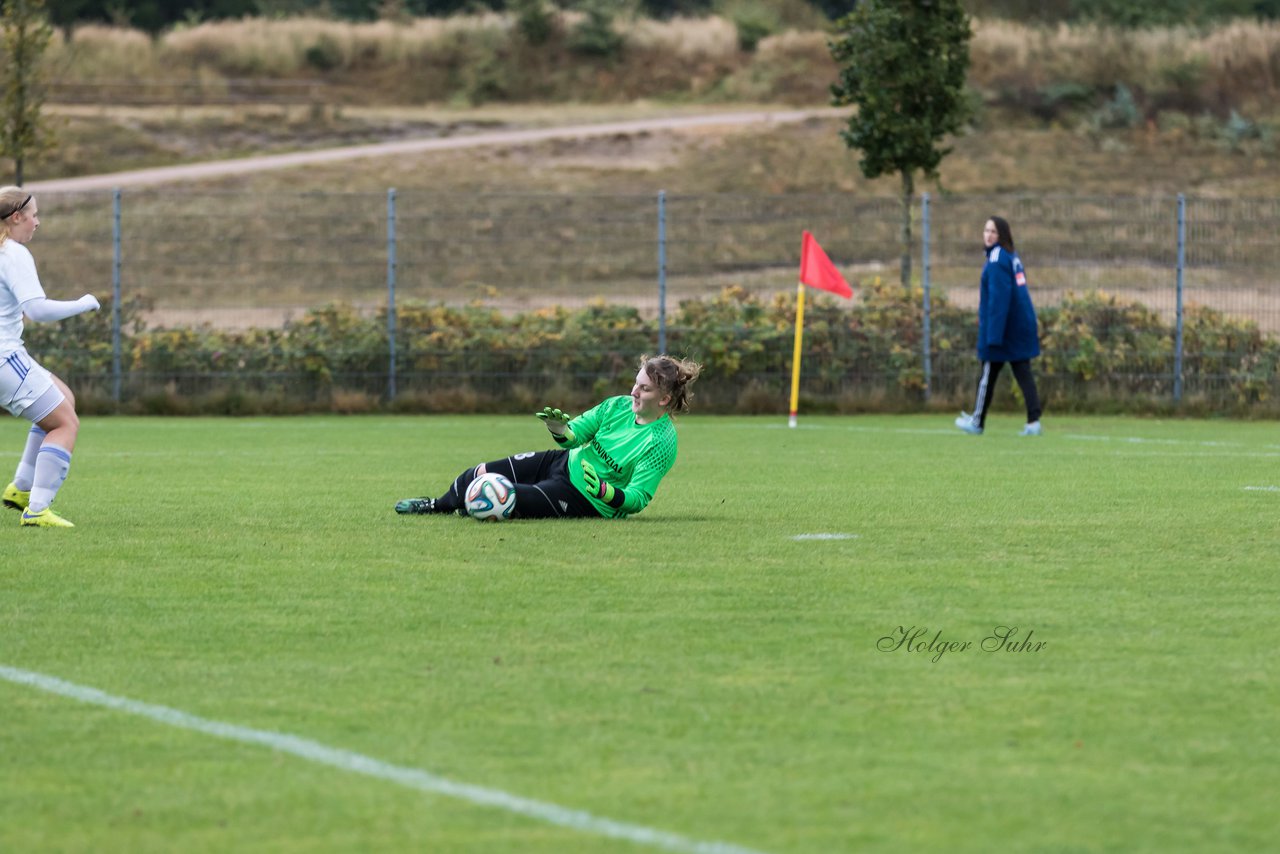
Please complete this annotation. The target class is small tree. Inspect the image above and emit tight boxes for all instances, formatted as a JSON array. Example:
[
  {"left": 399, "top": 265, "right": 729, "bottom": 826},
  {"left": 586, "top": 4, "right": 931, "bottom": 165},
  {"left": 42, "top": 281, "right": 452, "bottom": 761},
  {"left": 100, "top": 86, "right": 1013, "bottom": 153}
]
[
  {"left": 829, "top": 0, "right": 971, "bottom": 293},
  {"left": 1, "top": 0, "right": 54, "bottom": 186},
  {"left": 568, "top": 0, "right": 623, "bottom": 58},
  {"left": 512, "top": 0, "right": 556, "bottom": 46}
]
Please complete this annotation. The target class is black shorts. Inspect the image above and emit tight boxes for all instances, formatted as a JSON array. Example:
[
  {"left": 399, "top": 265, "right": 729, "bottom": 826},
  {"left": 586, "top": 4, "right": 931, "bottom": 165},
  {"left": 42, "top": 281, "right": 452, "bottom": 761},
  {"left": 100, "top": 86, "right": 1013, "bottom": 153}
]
[{"left": 483, "top": 449, "right": 603, "bottom": 519}]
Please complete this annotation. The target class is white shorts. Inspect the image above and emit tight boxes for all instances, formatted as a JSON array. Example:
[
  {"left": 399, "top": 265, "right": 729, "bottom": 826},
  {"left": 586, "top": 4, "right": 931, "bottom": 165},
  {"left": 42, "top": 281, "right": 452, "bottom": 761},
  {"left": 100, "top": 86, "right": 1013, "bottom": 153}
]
[{"left": 1, "top": 348, "right": 64, "bottom": 422}]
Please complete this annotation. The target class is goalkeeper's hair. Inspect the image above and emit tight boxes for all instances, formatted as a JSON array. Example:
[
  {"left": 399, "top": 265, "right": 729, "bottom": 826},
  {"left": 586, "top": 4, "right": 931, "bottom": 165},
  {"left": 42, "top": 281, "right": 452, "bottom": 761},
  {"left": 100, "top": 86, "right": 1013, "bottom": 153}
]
[{"left": 640, "top": 354, "right": 702, "bottom": 415}]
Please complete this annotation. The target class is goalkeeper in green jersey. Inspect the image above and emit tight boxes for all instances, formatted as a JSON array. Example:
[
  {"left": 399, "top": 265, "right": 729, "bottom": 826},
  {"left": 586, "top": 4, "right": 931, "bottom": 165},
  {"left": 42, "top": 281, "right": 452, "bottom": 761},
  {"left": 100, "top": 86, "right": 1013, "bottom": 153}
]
[{"left": 395, "top": 354, "right": 701, "bottom": 519}]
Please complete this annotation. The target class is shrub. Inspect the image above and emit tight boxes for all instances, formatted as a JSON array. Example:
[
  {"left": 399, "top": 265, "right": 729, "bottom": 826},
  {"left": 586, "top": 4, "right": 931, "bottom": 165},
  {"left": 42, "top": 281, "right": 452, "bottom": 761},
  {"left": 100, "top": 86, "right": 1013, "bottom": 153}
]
[
  {"left": 41, "top": 16, "right": 1280, "bottom": 114},
  {"left": 304, "top": 35, "right": 345, "bottom": 71},
  {"left": 41, "top": 286, "right": 1280, "bottom": 416},
  {"left": 1091, "top": 83, "right": 1143, "bottom": 129},
  {"left": 512, "top": 0, "right": 556, "bottom": 46},
  {"left": 723, "top": 0, "right": 778, "bottom": 52},
  {"left": 567, "top": 0, "right": 624, "bottom": 58}
]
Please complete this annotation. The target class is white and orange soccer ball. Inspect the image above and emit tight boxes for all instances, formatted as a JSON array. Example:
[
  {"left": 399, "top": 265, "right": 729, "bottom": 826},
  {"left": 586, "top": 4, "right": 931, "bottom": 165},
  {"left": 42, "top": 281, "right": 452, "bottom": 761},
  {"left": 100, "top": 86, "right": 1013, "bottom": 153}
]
[{"left": 464, "top": 472, "right": 516, "bottom": 521}]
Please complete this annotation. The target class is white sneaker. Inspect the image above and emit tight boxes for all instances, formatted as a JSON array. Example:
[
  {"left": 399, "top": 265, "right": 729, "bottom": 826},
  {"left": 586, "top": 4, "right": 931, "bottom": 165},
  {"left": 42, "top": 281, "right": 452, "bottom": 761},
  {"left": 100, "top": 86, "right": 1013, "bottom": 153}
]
[
  {"left": 1019, "top": 421, "right": 1043, "bottom": 436},
  {"left": 954, "top": 411, "right": 983, "bottom": 435}
]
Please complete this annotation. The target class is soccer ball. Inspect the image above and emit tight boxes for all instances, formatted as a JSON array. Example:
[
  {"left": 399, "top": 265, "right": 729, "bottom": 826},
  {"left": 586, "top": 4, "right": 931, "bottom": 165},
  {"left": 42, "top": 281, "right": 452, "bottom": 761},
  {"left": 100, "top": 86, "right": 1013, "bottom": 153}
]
[{"left": 464, "top": 472, "right": 516, "bottom": 521}]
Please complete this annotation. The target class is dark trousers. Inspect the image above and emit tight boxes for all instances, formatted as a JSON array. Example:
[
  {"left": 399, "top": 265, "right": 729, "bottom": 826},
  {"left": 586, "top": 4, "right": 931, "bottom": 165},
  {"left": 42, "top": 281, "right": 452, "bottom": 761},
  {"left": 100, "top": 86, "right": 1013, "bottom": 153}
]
[
  {"left": 972, "top": 359, "right": 1042, "bottom": 427},
  {"left": 436, "top": 449, "right": 602, "bottom": 519}
]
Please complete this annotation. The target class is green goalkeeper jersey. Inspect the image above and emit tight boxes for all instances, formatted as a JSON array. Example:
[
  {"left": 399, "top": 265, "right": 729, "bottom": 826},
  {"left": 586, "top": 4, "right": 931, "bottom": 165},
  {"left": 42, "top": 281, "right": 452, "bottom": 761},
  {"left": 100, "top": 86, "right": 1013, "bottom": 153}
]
[{"left": 562, "top": 395, "right": 679, "bottom": 518}]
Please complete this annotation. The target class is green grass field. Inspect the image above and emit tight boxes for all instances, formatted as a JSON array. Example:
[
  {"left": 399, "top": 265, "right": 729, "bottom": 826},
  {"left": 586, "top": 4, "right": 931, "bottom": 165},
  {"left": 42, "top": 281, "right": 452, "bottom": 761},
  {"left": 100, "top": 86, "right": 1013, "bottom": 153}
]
[{"left": 2, "top": 413, "right": 1277, "bottom": 853}]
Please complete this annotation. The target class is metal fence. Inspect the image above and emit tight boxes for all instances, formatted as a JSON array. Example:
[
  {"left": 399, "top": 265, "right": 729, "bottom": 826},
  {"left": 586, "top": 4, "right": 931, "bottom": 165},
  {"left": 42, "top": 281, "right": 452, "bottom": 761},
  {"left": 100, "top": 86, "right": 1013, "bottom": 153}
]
[{"left": 26, "top": 189, "right": 1280, "bottom": 411}]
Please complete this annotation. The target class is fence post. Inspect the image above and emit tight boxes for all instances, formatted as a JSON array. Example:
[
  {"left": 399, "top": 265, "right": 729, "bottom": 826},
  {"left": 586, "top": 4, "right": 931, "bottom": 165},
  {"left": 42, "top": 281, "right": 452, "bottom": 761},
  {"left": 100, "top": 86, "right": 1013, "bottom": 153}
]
[
  {"left": 657, "top": 190, "right": 667, "bottom": 354},
  {"left": 112, "top": 188, "right": 122, "bottom": 404},
  {"left": 1174, "top": 194, "right": 1185, "bottom": 404},
  {"left": 387, "top": 188, "right": 398, "bottom": 403},
  {"left": 921, "top": 192, "right": 932, "bottom": 402}
]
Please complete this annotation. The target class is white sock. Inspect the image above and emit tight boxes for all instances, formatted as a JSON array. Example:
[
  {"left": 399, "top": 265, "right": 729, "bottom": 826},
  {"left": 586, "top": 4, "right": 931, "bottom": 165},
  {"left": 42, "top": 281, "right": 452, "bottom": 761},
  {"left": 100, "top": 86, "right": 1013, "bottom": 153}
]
[
  {"left": 28, "top": 443, "right": 72, "bottom": 513},
  {"left": 13, "top": 426, "right": 46, "bottom": 492}
]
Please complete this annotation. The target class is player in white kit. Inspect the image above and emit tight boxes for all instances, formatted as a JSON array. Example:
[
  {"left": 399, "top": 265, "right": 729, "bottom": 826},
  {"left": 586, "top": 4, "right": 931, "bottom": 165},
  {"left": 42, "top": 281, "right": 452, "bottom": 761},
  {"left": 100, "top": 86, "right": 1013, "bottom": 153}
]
[{"left": 0, "top": 187, "right": 102, "bottom": 527}]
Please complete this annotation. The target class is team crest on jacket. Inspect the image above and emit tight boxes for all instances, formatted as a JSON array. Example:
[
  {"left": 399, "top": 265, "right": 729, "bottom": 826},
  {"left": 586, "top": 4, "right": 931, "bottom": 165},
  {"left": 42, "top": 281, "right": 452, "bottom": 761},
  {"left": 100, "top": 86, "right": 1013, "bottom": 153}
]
[{"left": 1015, "top": 271, "right": 1027, "bottom": 286}]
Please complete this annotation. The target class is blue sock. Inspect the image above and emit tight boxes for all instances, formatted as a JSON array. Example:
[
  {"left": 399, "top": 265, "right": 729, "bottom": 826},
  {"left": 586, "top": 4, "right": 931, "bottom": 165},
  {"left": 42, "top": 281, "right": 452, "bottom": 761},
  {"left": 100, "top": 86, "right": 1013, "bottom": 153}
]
[
  {"left": 29, "top": 443, "right": 72, "bottom": 513},
  {"left": 13, "top": 426, "right": 46, "bottom": 492}
]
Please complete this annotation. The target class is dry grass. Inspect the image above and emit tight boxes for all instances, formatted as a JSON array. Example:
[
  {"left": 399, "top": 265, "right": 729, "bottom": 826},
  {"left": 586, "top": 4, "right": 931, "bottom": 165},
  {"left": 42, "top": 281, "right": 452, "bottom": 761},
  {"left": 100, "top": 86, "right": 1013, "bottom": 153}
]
[
  {"left": 159, "top": 14, "right": 512, "bottom": 75},
  {"left": 37, "top": 15, "right": 1280, "bottom": 112},
  {"left": 23, "top": 105, "right": 1280, "bottom": 198},
  {"left": 971, "top": 20, "right": 1192, "bottom": 89},
  {"left": 971, "top": 18, "right": 1280, "bottom": 112},
  {"left": 21, "top": 13, "right": 1280, "bottom": 196},
  {"left": 45, "top": 24, "right": 157, "bottom": 79},
  {"left": 626, "top": 15, "right": 738, "bottom": 58},
  {"left": 1202, "top": 21, "right": 1280, "bottom": 101}
]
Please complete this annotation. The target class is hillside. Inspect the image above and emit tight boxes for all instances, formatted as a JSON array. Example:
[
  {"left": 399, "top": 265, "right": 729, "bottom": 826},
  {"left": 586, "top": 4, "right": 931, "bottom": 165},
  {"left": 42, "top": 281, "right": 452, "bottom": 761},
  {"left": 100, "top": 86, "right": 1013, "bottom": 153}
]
[
  {"left": 33, "top": 16, "right": 1280, "bottom": 116},
  {"left": 30, "top": 101, "right": 1280, "bottom": 198},
  {"left": 12, "top": 12, "right": 1279, "bottom": 195}
]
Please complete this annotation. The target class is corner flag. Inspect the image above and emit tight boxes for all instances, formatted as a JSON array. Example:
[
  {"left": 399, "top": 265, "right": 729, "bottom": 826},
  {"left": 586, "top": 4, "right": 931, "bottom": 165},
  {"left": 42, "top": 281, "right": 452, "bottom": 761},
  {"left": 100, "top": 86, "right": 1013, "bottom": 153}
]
[
  {"left": 799, "top": 231, "right": 853, "bottom": 298},
  {"left": 790, "top": 231, "right": 854, "bottom": 428}
]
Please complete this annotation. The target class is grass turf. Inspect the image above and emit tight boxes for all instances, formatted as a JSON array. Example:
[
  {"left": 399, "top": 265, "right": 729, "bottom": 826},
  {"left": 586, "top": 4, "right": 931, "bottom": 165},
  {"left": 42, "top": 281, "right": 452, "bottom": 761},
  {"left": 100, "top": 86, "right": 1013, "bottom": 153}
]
[{"left": 1, "top": 413, "right": 1277, "bottom": 853}]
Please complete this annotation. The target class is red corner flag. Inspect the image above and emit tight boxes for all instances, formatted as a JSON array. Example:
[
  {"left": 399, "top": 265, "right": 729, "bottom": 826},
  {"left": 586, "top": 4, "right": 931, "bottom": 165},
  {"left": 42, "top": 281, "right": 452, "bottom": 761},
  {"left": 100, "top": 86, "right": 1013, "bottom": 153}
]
[{"left": 799, "top": 231, "right": 853, "bottom": 299}]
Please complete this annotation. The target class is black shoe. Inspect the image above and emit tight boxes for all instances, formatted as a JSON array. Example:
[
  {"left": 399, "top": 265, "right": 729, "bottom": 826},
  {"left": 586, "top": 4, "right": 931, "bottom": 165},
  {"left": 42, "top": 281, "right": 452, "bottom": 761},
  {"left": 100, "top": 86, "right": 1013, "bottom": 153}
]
[{"left": 395, "top": 497, "right": 436, "bottom": 515}]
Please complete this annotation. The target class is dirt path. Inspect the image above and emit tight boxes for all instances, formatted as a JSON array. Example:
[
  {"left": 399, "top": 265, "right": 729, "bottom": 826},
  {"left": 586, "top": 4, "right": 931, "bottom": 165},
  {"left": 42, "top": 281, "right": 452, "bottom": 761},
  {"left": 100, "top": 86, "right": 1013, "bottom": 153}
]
[{"left": 27, "top": 108, "right": 844, "bottom": 192}]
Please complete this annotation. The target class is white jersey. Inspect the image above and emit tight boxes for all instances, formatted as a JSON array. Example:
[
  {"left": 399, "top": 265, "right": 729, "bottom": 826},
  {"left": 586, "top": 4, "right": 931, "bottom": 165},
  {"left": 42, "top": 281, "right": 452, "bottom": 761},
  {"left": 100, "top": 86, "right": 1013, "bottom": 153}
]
[{"left": 0, "top": 239, "right": 45, "bottom": 355}]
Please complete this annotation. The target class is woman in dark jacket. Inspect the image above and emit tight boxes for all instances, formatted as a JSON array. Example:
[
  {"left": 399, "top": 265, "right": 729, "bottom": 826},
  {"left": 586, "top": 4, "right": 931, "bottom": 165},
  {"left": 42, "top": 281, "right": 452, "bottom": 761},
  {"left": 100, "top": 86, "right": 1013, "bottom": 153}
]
[{"left": 955, "top": 216, "right": 1043, "bottom": 436}]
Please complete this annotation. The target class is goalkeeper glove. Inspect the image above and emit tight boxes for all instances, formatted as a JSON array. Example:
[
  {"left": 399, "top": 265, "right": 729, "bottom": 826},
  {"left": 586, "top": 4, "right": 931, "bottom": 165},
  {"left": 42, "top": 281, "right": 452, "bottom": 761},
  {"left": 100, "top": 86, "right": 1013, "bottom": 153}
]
[
  {"left": 536, "top": 406, "right": 575, "bottom": 442},
  {"left": 581, "top": 460, "right": 616, "bottom": 504}
]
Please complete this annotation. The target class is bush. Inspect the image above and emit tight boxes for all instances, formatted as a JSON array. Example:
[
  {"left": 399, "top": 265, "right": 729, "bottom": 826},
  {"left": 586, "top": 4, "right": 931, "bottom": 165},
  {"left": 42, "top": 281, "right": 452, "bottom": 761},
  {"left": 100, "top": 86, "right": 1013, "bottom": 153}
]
[
  {"left": 512, "top": 0, "right": 556, "bottom": 46},
  {"left": 1091, "top": 83, "right": 1143, "bottom": 129},
  {"left": 568, "top": 0, "right": 624, "bottom": 58},
  {"left": 303, "top": 35, "right": 344, "bottom": 71},
  {"left": 723, "top": 0, "right": 778, "bottom": 52},
  {"left": 38, "top": 285, "right": 1280, "bottom": 416}
]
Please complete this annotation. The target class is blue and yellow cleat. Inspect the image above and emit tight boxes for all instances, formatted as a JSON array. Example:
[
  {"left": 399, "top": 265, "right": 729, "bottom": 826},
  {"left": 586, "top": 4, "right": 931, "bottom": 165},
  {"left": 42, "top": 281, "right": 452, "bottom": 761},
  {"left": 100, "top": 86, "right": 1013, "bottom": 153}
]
[
  {"left": 3, "top": 482, "right": 30, "bottom": 510},
  {"left": 20, "top": 506, "right": 75, "bottom": 528}
]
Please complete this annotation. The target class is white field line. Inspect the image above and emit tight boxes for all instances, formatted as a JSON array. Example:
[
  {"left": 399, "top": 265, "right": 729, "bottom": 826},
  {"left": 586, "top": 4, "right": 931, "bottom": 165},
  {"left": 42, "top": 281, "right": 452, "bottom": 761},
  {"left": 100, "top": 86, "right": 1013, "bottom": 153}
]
[
  {"left": 0, "top": 664, "right": 764, "bottom": 854},
  {"left": 753, "top": 421, "right": 1280, "bottom": 454},
  {"left": 1243, "top": 485, "right": 1280, "bottom": 492},
  {"left": 791, "top": 533, "right": 860, "bottom": 541}
]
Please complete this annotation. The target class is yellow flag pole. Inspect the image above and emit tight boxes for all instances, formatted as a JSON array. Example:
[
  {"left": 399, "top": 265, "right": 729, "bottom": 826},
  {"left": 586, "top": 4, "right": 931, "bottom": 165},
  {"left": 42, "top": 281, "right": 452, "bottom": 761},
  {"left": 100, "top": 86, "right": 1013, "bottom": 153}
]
[{"left": 788, "top": 281, "right": 806, "bottom": 428}]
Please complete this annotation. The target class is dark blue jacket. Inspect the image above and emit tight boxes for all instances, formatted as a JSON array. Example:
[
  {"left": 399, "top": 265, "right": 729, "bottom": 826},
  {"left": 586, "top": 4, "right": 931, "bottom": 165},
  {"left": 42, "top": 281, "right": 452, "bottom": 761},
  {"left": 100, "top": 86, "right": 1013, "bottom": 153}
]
[{"left": 978, "top": 244, "right": 1040, "bottom": 362}]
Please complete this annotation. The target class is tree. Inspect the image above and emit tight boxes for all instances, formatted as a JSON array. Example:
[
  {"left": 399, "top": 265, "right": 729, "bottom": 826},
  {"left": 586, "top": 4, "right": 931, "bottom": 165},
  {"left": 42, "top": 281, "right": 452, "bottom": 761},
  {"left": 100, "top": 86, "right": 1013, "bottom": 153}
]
[
  {"left": 1, "top": 0, "right": 54, "bottom": 186},
  {"left": 809, "top": 0, "right": 857, "bottom": 19},
  {"left": 829, "top": 0, "right": 971, "bottom": 293},
  {"left": 43, "top": 0, "right": 95, "bottom": 40}
]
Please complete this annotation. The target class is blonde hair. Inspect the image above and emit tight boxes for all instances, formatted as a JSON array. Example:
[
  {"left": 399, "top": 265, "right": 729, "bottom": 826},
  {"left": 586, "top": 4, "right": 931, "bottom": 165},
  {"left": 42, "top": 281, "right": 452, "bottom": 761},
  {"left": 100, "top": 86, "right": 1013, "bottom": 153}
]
[
  {"left": 639, "top": 354, "right": 703, "bottom": 414},
  {"left": 0, "top": 186, "right": 34, "bottom": 247}
]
